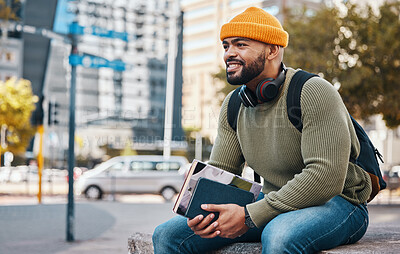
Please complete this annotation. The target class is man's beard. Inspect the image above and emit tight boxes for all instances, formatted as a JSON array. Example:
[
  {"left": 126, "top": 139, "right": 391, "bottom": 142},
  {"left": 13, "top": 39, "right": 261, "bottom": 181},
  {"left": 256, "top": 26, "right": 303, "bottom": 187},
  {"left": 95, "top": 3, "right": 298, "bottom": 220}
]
[{"left": 226, "top": 52, "right": 265, "bottom": 85}]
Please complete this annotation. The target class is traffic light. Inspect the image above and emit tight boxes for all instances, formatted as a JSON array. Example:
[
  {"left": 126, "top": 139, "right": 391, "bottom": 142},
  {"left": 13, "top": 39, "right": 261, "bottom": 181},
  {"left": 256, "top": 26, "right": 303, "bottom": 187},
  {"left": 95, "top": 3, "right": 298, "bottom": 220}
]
[
  {"left": 32, "top": 95, "right": 44, "bottom": 126},
  {"left": 48, "top": 101, "right": 59, "bottom": 126},
  {"left": 53, "top": 102, "right": 59, "bottom": 125}
]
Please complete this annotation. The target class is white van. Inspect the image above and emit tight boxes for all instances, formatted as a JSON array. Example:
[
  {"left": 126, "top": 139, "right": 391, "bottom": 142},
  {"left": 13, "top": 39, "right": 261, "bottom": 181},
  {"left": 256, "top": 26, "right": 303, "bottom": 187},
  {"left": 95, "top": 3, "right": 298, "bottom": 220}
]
[{"left": 75, "top": 155, "right": 189, "bottom": 201}]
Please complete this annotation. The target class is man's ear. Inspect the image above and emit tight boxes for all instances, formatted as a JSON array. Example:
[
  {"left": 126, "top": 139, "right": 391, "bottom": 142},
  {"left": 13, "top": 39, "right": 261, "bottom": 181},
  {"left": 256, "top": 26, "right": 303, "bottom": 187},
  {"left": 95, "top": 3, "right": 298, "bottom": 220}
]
[{"left": 266, "top": 45, "right": 281, "bottom": 61}]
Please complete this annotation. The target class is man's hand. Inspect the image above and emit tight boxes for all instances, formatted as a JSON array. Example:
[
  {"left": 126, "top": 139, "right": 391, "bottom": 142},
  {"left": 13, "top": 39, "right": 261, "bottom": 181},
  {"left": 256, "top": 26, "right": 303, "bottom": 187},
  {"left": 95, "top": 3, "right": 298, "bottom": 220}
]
[
  {"left": 187, "top": 213, "right": 221, "bottom": 239},
  {"left": 187, "top": 204, "right": 249, "bottom": 239}
]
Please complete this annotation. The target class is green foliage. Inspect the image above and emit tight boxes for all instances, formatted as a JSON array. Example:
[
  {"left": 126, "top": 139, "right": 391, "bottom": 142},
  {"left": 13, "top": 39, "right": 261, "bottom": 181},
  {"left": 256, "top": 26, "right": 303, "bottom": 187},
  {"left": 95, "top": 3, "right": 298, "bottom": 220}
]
[
  {"left": 120, "top": 140, "right": 138, "bottom": 156},
  {"left": 0, "top": 78, "right": 38, "bottom": 155},
  {"left": 337, "top": 1, "right": 400, "bottom": 128},
  {"left": 284, "top": 6, "right": 340, "bottom": 82},
  {"left": 284, "top": 1, "right": 400, "bottom": 128},
  {"left": 0, "top": 0, "right": 21, "bottom": 21}
]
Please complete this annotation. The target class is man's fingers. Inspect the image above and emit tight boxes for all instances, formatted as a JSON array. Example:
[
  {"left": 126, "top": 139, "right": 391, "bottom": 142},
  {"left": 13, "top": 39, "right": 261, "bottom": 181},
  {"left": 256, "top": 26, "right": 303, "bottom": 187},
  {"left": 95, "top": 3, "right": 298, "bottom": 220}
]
[
  {"left": 199, "top": 229, "right": 221, "bottom": 239},
  {"left": 201, "top": 204, "right": 225, "bottom": 212},
  {"left": 191, "top": 213, "right": 216, "bottom": 231},
  {"left": 187, "top": 213, "right": 216, "bottom": 231},
  {"left": 187, "top": 213, "right": 222, "bottom": 239},
  {"left": 187, "top": 215, "right": 204, "bottom": 227},
  {"left": 195, "top": 221, "right": 220, "bottom": 238}
]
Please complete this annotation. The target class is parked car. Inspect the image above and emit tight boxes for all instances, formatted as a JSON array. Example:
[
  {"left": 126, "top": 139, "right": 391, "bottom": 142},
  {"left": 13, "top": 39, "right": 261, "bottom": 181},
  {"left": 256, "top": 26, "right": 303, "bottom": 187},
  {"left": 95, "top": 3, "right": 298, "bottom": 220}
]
[
  {"left": 383, "top": 166, "right": 400, "bottom": 190},
  {"left": 75, "top": 155, "right": 189, "bottom": 201}
]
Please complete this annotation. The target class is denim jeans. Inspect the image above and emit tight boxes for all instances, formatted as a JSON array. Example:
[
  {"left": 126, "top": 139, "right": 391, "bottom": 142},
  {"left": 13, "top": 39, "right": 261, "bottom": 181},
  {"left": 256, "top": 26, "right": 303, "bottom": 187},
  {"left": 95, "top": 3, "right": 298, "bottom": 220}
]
[{"left": 153, "top": 195, "right": 369, "bottom": 254}]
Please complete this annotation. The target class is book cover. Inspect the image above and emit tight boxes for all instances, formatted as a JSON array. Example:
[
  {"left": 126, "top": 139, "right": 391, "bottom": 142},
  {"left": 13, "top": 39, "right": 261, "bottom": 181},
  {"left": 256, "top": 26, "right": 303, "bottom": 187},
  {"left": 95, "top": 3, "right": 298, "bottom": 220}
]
[
  {"left": 173, "top": 160, "right": 262, "bottom": 216},
  {"left": 185, "top": 177, "right": 255, "bottom": 221}
]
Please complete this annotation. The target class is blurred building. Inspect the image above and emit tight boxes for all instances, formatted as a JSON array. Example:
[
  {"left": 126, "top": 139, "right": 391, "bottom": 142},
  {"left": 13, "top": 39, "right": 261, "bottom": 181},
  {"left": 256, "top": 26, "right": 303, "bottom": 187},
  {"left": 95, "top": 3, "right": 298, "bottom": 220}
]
[
  {"left": 22, "top": 0, "right": 58, "bottom": 98},
  {"left": 0, "top": 0, "right": 24, "bottom": 81},
  {"left": 180, "top": 0, "right": 332, "bottom": 139},
  {"left": 41, "top": 0, "right": 185, "bottom": 166},
  {"left": 0, "top": 36, "right": 22, "bottom": 81}
]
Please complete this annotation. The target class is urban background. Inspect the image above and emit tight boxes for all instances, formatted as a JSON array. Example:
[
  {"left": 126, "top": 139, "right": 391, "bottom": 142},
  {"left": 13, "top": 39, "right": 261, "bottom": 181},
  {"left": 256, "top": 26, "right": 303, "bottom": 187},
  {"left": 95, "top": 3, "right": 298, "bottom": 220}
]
[{"left": 1, "top": 0, "right": 400, "bottom": 253}]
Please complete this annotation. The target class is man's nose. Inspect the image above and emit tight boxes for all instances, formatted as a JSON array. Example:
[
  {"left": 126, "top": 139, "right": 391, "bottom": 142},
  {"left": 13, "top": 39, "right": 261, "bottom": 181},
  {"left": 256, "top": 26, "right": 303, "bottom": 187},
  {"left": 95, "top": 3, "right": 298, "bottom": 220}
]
[{"left": 225, "top": 46, "right": 237, "bottom": 59}]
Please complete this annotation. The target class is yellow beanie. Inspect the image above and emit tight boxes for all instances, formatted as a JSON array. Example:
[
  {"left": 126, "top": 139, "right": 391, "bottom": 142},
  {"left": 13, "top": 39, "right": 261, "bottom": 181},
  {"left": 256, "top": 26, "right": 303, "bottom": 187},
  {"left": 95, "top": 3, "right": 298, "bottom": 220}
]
[{"left": 220, "top": 7, "right": 289, "bottom": 48}]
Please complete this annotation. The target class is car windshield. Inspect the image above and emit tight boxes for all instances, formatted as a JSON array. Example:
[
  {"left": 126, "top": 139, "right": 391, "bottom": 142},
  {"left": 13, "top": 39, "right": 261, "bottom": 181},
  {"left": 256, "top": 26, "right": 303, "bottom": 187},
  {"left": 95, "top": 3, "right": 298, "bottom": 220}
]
[
  {"left": 130, "top": 161, "right": 154, "bottom": 172},
  {"left": 156, "top": 162, "right": 180, "bottom": 171},
  {"left": 106, "top": 162, "right": 125, "bottom": 172},
  {"left": 129, "top": 161, "right": 181, "bottom": 172}
]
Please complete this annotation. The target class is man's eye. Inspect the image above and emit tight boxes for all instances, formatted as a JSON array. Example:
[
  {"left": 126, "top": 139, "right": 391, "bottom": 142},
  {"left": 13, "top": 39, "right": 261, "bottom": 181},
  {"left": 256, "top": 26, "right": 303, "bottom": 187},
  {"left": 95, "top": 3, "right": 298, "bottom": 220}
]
[
  {"left": 223, "top": 45, "right": 228, "bottom": 50},
  {"left": 237, "top": 43, "right": 245, "bottom": 47}
]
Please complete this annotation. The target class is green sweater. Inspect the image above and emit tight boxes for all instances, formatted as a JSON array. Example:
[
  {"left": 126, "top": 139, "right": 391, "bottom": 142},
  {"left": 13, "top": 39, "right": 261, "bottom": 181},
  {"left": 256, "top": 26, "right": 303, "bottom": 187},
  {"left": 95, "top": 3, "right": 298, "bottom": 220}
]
[{"left": 208, "top": 68, "right": 372, "bottom": 228}]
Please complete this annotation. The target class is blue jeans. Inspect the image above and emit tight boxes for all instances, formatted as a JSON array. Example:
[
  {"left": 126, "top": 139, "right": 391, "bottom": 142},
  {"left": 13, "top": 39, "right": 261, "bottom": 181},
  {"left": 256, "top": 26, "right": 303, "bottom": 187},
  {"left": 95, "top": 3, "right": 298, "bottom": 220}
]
[{"left": 153, "top": 195, "right": 368, "bottom": 254}]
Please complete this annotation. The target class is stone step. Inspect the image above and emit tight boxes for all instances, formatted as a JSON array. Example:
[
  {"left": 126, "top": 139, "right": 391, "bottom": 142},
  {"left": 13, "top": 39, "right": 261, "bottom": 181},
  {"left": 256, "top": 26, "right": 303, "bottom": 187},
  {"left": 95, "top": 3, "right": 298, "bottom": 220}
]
[{"left": 129, "top": 225, "right": 400, "bottom": 254}]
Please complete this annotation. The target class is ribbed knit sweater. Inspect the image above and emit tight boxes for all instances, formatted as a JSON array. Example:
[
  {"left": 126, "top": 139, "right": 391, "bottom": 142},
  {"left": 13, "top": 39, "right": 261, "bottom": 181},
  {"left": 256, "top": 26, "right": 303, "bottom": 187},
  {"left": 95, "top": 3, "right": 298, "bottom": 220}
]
[{"left": 208, "top": 67, "right": 372, "bottom": 228}]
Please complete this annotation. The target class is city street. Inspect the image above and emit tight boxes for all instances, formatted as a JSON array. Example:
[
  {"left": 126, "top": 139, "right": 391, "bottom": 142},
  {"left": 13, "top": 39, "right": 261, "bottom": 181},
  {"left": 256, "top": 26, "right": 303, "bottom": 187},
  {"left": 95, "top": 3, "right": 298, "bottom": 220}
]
[
  {"left": 0, "top": 195, "right": 176, "bottom": 254},
  {"left": 1, "top": 191, "right": 400, "bottom": 254}
]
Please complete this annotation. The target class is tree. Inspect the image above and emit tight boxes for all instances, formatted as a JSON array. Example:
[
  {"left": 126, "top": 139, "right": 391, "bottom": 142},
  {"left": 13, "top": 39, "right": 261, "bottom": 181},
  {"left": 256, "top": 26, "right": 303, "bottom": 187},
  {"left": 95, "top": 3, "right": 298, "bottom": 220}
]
[
  {"left": 284, "top": 6, "right": 340, "bottom": 83},
  {"left": 121, "top": 140, "right": 138, "bottom": 156},
  {"left": 0, "top": 0, "right": 20, "bottom": 20},
  {"left": 0, "top": 78, "right": 38, "bottom": 155},
  {"left": 284, "top": 1, "right": 400, "bottom": 128},
  {"left": 336, "top": 1, "right": 400, "bottom": 128}
]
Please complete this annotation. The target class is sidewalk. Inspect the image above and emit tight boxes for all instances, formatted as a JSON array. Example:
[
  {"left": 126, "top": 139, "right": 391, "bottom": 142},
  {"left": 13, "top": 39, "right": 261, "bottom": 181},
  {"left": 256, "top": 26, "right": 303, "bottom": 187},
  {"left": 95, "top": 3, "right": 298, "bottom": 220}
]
[
  {"left": 0, "top": 195, "right": 175, "bottom": 254},
  {"left": 1, "top": 189, "right": 399, "bottom": 254}
]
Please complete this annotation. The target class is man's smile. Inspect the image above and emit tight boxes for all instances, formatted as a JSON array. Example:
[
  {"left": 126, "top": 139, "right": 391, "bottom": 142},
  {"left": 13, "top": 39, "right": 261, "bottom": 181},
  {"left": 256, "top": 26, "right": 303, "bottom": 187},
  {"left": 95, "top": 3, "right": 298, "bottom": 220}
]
[{"left": 226, "top": 59, "right": 244, "bottom": 73}]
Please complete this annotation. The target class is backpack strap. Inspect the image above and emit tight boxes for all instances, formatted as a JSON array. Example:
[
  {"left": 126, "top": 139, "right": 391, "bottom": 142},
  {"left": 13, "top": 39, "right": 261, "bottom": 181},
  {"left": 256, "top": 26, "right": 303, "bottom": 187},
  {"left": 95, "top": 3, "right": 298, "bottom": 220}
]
[
  {"left": 227, "top": 87, "right": 261, "bottom": 183},
  {"left": 287, "top": 70, "right": 318, "bottom": 132},
  {"left": 227, "top": 87, "right": 242, "bottom": 132}
]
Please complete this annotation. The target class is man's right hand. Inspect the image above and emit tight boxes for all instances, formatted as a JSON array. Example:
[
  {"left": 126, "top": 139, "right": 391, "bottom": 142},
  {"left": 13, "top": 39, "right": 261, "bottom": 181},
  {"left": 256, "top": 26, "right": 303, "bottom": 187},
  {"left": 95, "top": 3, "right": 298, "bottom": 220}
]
[{"left": 187, "top": 213, "right": 220, "bottom": 239}]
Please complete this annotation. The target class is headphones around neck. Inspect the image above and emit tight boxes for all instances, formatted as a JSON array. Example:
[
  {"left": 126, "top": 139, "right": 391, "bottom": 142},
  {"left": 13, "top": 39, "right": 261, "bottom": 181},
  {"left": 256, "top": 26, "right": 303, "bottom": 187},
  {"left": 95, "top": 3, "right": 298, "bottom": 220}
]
[{"left": 238, "top": 63, "right": 287, "bottom": 107}]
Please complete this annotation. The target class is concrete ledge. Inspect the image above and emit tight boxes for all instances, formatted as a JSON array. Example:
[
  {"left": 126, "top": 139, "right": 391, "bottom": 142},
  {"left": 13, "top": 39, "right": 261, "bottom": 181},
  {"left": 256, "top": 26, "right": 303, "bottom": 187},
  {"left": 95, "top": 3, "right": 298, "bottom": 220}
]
[
  {"left": 128, "top": 232, "right": 154, "bottom": 254},
  {"left": 320, "top": 225, "right": 400, "bottom": 254},
  {"left": 128, "top": 225, "right": 400, "bottom": 254}
]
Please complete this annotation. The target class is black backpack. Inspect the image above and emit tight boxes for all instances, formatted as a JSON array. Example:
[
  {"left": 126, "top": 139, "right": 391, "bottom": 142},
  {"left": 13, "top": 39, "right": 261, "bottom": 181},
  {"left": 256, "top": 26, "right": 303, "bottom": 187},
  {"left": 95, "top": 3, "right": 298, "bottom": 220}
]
[{"left": 227, "top": 70, "right": 386, "bottom": 202}]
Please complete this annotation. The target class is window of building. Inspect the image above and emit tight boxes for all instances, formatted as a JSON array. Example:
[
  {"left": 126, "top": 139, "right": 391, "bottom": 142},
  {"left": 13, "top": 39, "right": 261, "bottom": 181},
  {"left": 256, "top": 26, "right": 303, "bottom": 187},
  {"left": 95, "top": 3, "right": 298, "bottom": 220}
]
[
  {"left": 183, "top": 21, "right": 215, "bottom": 36},
  {"left": 181, "top": 0, "right": 203, "bottom": 7},
  {"left": 183, "top": 38, "right": 214, "bottom": 51},
  {"left": 6, "top": 52, "right": 15, "bottom": 62},
  {"left": 230, "top": 0, "right": 263, "bottom": 8},
  {"left": 183, "top": 53, "right": 215, "bottom": 66},
  {"left": 184, "top": 5, "right": 215, "bottom": 20}
]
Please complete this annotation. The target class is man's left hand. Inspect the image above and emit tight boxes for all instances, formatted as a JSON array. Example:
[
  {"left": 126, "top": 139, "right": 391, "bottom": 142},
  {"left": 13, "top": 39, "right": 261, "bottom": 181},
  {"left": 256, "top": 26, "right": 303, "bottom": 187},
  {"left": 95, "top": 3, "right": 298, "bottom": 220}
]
[{"left": 201, "top": 204, "right": 249, "bottom": 239}]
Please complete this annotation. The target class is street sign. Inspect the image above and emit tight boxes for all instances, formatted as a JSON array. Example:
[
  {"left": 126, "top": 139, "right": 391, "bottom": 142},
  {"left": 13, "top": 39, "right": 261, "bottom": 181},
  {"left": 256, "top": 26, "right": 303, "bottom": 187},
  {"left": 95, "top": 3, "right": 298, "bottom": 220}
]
[
  {"left": 69, "top": 54, "right": 126, "bottom": 71},
  {"left": 69, "top": 22, "right": 129, "bottom": 41}
]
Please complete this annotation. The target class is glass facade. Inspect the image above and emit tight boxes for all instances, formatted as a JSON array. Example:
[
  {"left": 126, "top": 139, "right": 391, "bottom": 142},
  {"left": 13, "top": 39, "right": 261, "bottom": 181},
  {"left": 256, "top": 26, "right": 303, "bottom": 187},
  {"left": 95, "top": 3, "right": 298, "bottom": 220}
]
[{"left": 43, "top": 0, "right": 184, "bottom": 162}]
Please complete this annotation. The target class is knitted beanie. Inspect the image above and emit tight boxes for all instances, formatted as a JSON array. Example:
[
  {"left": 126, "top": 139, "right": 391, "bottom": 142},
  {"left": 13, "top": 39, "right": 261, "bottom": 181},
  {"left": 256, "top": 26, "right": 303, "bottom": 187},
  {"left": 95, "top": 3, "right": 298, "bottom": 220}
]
[{"left": 220, "top": 7, "right": 289, "bottom": 48}]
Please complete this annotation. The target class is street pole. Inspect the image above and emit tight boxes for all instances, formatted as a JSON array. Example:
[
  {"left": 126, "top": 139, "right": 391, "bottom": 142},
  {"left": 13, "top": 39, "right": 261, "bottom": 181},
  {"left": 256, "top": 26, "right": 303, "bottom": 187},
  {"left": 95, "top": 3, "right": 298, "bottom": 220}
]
[
  {"left": 163, "top": 0, "right": 179, "bottom": 160},
  {"left": 0, "top": 124, "right": 7, "bottom": 167},
  {"left": 37, "top": 125, "right": 44, "bottom": 204},
  {"left": 66, "top": 30, "right": 77, "bottom": 242}
]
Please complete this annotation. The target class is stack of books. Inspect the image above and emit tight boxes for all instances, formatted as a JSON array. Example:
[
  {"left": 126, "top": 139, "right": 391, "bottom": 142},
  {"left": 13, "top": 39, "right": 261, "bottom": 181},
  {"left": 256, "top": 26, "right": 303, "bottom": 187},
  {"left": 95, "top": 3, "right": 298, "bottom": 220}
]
[{"left": 173, "top": 160, "right": 262, "bottom": 220}]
